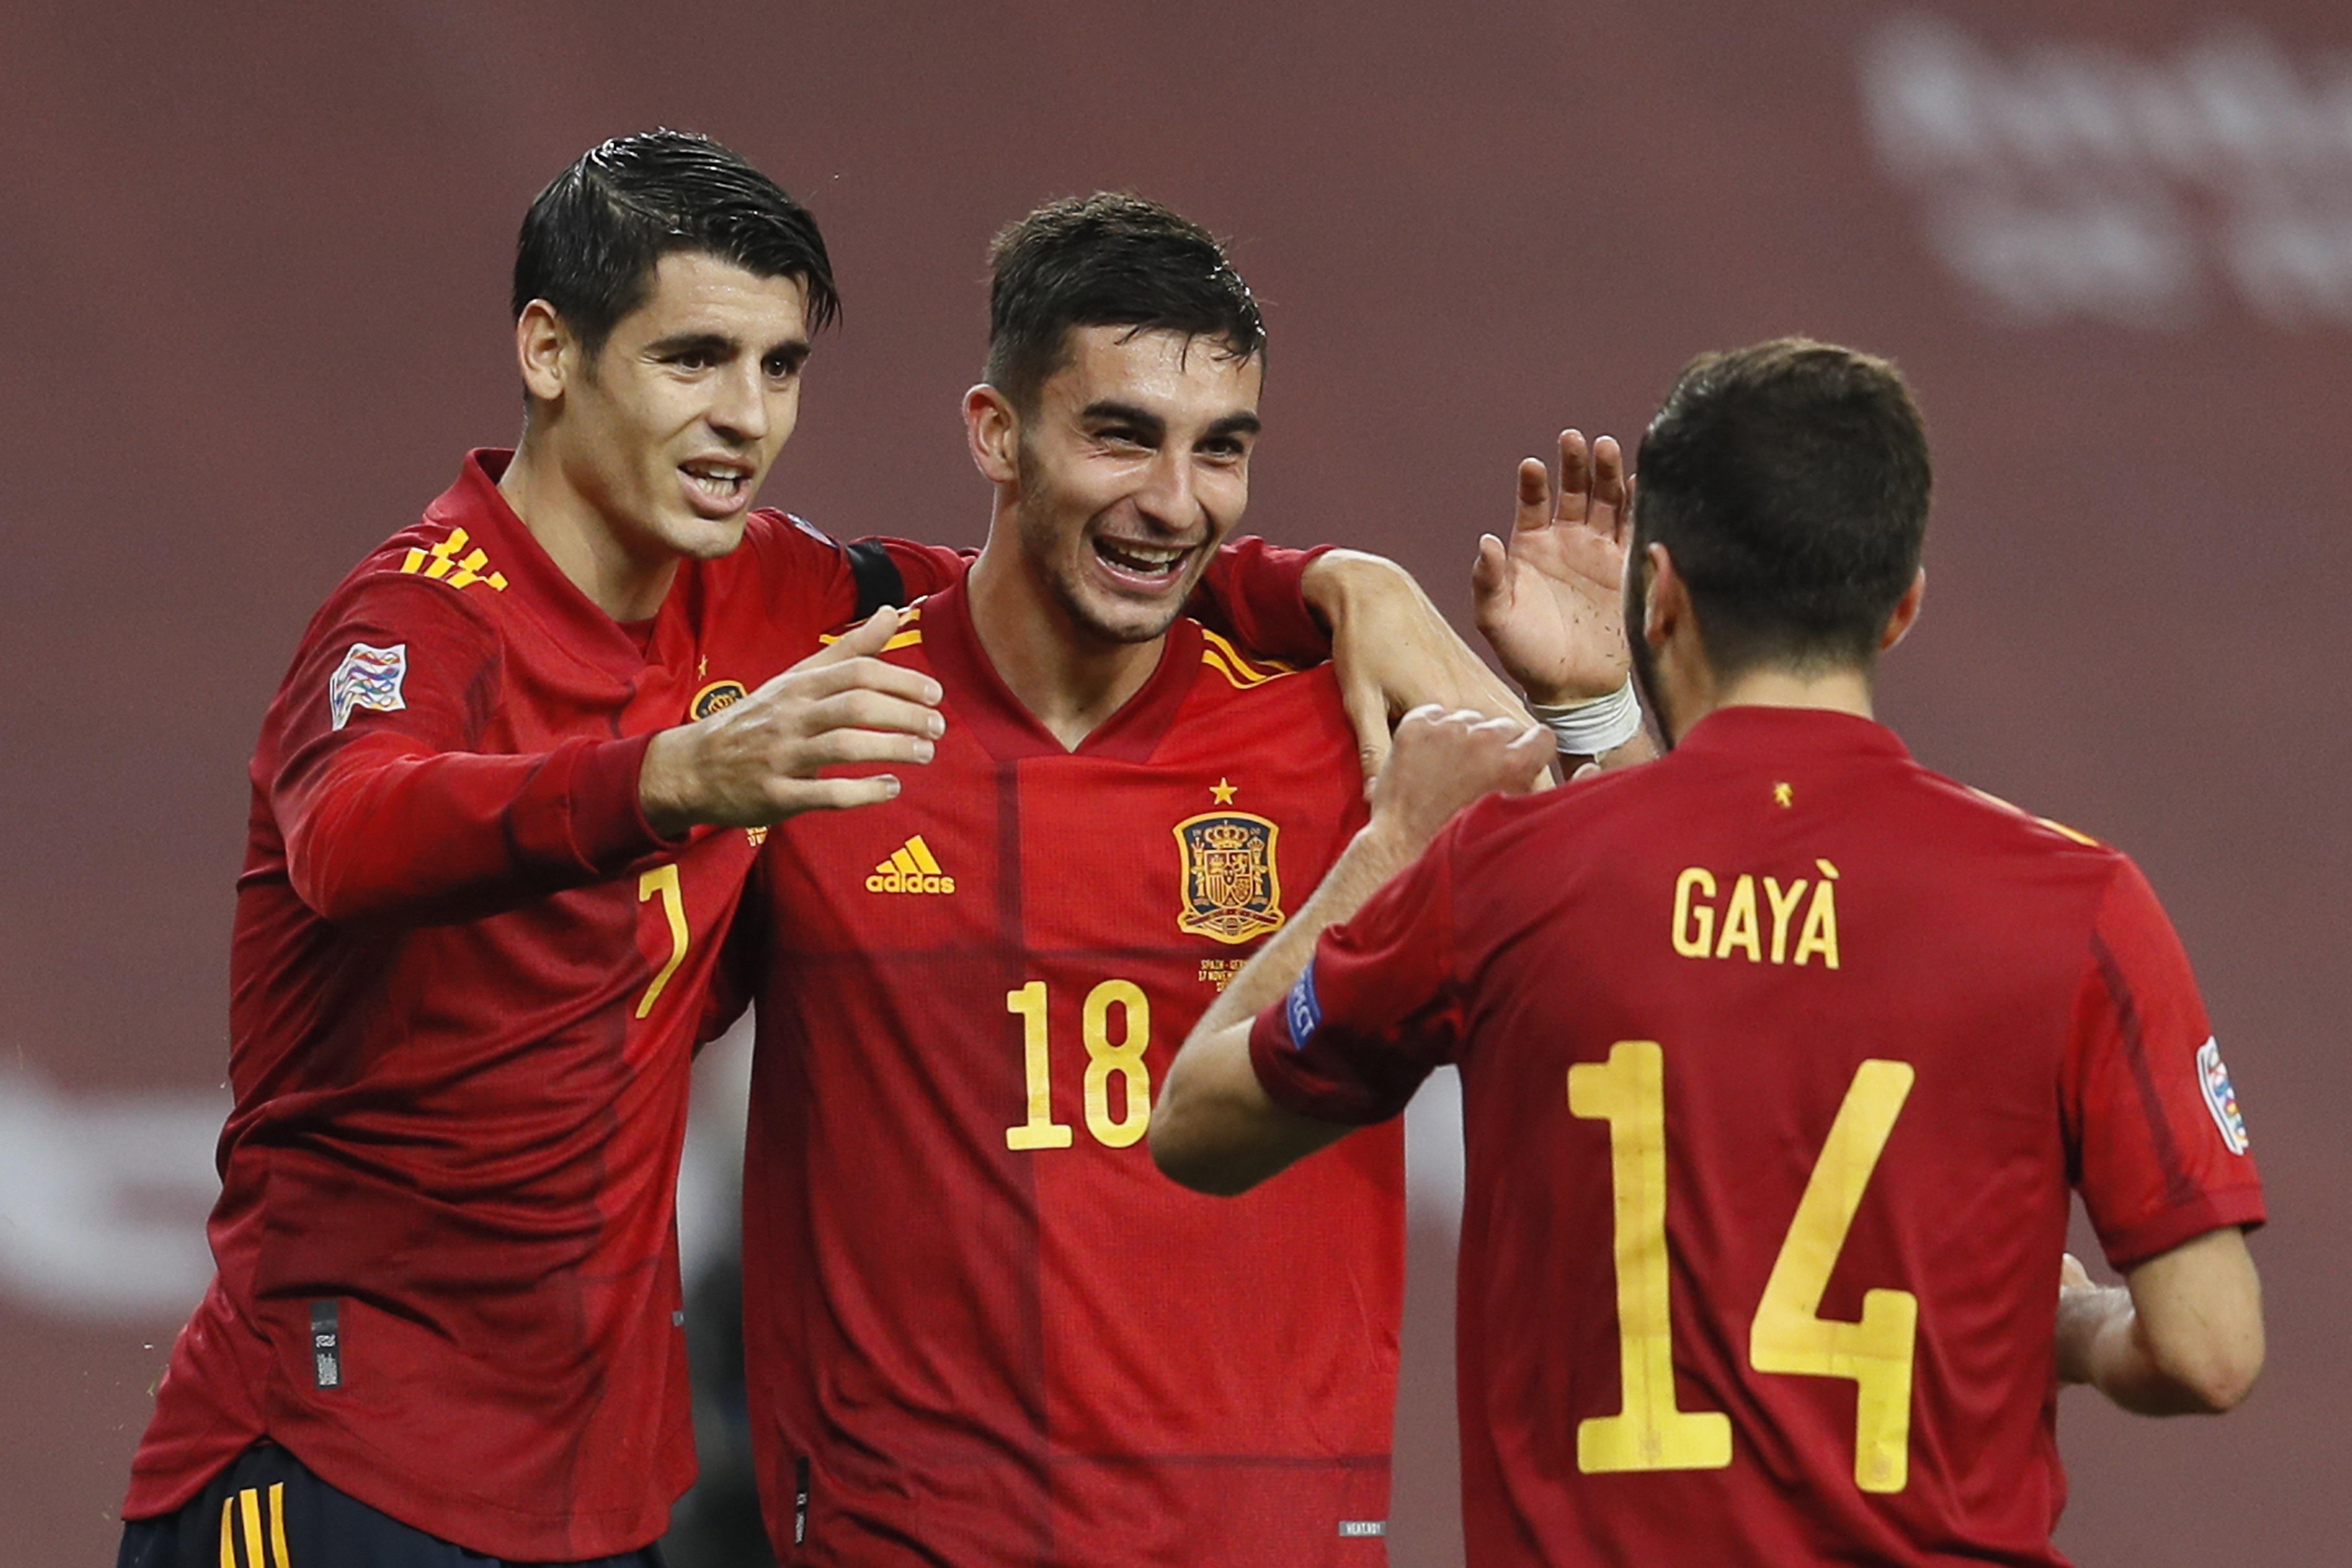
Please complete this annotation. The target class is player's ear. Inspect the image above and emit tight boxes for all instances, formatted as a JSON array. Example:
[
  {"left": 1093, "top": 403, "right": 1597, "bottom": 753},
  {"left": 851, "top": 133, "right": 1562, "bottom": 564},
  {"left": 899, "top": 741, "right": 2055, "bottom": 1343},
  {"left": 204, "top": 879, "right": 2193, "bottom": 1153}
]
[
  {"left": 965, "top": 384, "right": 1022, "bottom": 485},
  {"left": 515, "top": 300, "right": 572, "bottom": 407},
  {"left": 1879, "top": 567, "right": 1926, "bottom": 652},
  {"left": 1642, "top": 542, "right": 1683, "bottom": 649}
]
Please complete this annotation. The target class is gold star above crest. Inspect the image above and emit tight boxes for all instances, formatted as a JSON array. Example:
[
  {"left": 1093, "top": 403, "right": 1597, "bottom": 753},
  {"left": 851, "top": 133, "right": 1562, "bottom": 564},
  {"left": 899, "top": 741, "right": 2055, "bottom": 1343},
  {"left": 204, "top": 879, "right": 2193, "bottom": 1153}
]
[
  {"left": 698, "top": 654, "right": 709, "bottom": 679},
  {"left": 1210, "top": 777, "right": 1238, "bottom": 805},
  {"left": 1773, "top": 781, "right": 1795, "bottom": 808}
]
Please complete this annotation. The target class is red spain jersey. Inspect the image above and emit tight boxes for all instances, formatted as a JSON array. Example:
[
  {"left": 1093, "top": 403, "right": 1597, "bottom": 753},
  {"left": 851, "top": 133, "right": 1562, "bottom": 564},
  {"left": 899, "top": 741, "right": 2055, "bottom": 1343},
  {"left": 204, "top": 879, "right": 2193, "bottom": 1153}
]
[
  {"left": 125, "top": 452, "right": 1328, "bottom": 1561},
  {"left": 1252, "top": 706, "right": 2265, "bottom": 1568},
  {"left": 735, "top": 574, "right": 1403, "bottom": 1566}
]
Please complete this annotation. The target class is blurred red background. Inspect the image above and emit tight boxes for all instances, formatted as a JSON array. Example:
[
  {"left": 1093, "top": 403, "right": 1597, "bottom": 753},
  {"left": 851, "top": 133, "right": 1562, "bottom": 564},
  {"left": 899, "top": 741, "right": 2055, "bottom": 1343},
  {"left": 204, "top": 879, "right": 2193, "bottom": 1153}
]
[{"left": 3, "top": 3, "right": 2344, "bottom": 1561}]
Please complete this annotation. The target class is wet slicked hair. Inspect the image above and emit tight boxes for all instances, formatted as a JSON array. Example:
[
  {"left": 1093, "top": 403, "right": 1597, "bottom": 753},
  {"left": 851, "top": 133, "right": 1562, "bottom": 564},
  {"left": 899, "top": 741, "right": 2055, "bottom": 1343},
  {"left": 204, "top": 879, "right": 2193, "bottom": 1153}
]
[
  {"left": 513, "top": 129, "right": 839, "bottom": 360},
  {"left": 983, "top": 192, "right": 1265, "bottom": 413},
  {"left": 1634, "top": 337, "right": 1932, "bottom": 675}
]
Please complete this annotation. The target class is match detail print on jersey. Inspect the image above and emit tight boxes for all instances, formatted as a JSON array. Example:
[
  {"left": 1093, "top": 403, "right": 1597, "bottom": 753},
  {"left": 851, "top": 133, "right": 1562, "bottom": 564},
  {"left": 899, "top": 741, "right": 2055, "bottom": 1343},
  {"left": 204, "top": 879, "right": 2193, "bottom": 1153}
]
[{"left": 1571, "top": 1040, "right": 1919, "bottom": 1493}]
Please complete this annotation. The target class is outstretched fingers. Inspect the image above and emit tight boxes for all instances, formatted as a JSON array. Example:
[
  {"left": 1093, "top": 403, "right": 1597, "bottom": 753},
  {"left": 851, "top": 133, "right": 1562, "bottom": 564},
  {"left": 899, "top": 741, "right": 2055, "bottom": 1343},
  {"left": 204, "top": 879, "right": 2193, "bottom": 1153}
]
[
  {"left": 1514, "top": 455, "right": 1554, "bottom": 542},
  {"left": 1554, "top": 429, "right": 1592, "bottom": 526},
  {"left": 1588, "top": 435, "right": 1629, "bottom": 545}
]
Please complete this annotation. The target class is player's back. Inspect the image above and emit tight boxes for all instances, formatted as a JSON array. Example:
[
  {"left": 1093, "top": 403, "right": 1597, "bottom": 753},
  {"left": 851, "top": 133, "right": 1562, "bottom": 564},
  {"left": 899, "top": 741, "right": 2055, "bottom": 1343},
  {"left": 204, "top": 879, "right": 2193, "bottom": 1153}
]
[
  {"left": 741, "top": 577, "right": 1401, "bottom": 1566},
  {"left": 1434, "top": 705, "right": 2251, "bottom": 1566}
]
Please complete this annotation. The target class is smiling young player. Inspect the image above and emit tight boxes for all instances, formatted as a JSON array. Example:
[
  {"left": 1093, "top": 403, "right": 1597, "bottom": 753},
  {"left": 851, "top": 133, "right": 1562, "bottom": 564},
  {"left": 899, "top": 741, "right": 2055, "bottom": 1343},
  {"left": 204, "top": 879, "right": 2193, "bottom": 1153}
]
[{"left": 717, "top": 195, "right": 1559, "bottom": 1566}]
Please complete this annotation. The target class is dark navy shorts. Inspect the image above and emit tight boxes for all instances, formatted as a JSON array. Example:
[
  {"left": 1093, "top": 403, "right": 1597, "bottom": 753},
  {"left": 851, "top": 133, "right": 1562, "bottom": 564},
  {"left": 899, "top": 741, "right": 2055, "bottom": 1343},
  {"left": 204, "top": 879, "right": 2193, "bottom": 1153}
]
[{"left": 117, "top": 1444, "right": 667, "bottom": 1568}]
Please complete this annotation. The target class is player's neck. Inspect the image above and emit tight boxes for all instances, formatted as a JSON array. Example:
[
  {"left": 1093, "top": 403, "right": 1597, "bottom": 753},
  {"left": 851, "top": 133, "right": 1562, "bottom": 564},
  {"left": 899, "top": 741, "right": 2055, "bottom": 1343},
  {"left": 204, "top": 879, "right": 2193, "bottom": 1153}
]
[
  {"left": 965, "top": 538, "right": 1166, "bottom": 751},
  {"left": 498, "top": 437, "right": 681, "bottom": 623},
  {"left": 1670, "top": 662, "right": 1877, "bottom": 735}
]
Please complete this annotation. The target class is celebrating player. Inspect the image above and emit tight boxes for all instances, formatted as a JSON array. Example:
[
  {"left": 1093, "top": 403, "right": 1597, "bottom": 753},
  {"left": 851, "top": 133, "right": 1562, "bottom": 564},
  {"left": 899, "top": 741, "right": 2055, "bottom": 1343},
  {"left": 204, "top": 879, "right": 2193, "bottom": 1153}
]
[
  {"left": 1155, "top": 339, "right": 2267, "bottom": 1566},
  {"left": 116, "top": 133, "right": 1503, "bottom": 1568},
  {"left": 718, "top": 193, "right": 1579, "bottom": 1566}
]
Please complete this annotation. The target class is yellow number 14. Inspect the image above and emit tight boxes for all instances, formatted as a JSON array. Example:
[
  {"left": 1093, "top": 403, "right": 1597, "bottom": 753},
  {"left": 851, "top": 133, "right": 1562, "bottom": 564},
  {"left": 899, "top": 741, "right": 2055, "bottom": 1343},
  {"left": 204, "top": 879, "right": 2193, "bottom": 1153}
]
[{"left": 1568, "top": 1041, "right": 1917, "bottom": 1493}]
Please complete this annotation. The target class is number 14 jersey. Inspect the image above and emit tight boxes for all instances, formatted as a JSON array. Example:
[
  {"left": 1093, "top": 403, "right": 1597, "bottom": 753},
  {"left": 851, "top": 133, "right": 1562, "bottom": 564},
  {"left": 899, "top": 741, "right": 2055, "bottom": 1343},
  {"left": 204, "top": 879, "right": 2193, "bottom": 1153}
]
[
  {"left": 1253, "top": 705, "right": 2266, "bottom": 1568},
  {"left": 734, "top": 575, "right": 1402, "bottom": 1566}
]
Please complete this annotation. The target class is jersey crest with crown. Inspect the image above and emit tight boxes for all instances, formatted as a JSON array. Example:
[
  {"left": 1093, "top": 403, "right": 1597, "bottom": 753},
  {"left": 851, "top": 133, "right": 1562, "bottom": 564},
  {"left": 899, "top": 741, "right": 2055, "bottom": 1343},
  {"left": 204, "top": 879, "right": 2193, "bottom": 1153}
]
[{"left": 1174, "top": 780, "right": 1284, "bottom": 944}]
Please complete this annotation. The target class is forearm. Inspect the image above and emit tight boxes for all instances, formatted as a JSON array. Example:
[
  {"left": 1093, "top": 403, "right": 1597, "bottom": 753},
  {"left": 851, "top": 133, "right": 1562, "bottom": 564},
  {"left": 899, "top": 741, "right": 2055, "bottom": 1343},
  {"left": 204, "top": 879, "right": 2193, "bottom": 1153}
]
[
  {"left": 1566, "top": 728, "right": 1657, "bottom": 775},
  {"left": 286, "top": 734, "right": 671, "bottom": 923},
  {"left": 2058, "top": 1231, "right": 2265, "bottom": 1415},
  {"left": 1196, "top": 821, "right": 1423, "bottom": 1037},
  {"left": 2057, "top": 1287, "right": 2220, "bottom": 1415},
  {"left": 1155, "top": 822, "right": 1421, "bottom": 1195}
]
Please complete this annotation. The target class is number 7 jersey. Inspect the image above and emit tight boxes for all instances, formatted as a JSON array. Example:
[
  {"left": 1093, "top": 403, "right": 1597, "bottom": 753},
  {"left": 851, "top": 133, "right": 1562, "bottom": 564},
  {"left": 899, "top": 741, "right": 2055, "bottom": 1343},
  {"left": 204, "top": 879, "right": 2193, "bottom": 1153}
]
[
  {"left": 1252, "top": 705, "right": 2266, "bottom": 1568},
  {"left": 734, "top": 575, "right": 1403, "bottom": 1566}
]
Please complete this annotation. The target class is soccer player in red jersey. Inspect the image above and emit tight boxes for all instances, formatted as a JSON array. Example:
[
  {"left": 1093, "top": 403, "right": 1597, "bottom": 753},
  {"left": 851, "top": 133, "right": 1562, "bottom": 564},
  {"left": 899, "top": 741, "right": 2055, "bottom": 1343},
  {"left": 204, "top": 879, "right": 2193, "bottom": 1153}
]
[
  {"left": 115, "top": 136, "right": 1476, "bottom": 1568},
  {"left": 721, "top": 195, "right": 1536, "bottom": 1565},
  {"left": 1157, "top": 340, "right": 2267, "bottom": 1567}
]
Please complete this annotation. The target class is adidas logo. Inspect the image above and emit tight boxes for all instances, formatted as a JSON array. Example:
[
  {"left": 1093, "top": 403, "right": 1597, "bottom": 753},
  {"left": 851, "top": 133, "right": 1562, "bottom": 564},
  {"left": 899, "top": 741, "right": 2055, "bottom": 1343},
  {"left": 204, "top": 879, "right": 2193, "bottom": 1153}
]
[{"left": 866, "top": 835, "right": 956, "bottom": 895}]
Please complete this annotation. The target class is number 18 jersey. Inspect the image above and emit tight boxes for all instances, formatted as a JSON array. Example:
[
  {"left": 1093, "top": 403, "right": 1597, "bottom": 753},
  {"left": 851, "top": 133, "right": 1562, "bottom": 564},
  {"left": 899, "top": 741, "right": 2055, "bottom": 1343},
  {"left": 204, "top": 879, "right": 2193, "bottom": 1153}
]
[
  {"left": 1253, "top": 706, "right": 2265, "bottom": 1568},
  {"left": 735, "top": 574, "right": 1402, "bottom": 1566}
]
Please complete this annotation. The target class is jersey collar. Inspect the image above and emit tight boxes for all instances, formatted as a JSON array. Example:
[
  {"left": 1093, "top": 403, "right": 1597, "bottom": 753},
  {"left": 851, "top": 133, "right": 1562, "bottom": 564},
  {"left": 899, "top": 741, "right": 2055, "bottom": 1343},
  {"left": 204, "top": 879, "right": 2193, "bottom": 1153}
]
[
  {"left": 430, "top": 450, "right": 685, "bottom": 682},
  {"left": 1672, "top": 704, "right": 1911, "bottom": 761},
  {"left": 920, "top": 573, "right": 1202, "bottom": 764}
]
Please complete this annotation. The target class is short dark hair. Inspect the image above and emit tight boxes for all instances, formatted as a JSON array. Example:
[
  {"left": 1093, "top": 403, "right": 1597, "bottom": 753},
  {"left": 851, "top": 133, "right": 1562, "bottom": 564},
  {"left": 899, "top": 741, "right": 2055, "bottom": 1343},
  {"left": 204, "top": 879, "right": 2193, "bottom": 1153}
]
[
  {"left": 1633, "top": 338, "right": 1931, "bottom": 674},
  {"left": 983, "top": 193, "right": 1265, "bottom": 413},
  {"left": 512, "top": 130, "right": 839, "bottom": 360}
]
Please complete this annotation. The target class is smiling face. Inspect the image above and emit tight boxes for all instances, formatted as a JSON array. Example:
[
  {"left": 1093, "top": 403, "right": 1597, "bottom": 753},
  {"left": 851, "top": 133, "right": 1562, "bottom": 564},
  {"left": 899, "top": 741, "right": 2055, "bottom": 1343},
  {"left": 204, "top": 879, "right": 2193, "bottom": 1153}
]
[
  {"left": 996, "top": 325, "right": 1262, "bottom": 645},
  {"left": 537, "top": 249, "right": 811, "bottom": 567}
]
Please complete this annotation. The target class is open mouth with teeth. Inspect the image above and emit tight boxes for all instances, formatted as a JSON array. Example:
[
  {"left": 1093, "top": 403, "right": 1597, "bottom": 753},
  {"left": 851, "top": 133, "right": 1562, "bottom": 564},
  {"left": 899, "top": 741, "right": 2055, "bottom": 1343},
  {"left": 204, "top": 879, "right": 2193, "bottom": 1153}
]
[
  {"left": 680, "top": 459, "right": 754, "bottom": 511},
  {"left": 1092, "top": 536, "right": 1192, "bottom": 583}
]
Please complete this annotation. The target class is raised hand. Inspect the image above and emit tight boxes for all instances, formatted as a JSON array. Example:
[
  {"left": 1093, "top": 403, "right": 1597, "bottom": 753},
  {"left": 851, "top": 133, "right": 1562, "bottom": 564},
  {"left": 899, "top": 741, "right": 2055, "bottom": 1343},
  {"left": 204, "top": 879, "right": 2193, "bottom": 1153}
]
[
  {"left": 1470, "top": 429, "right": 1634, "bottom": 707},
  {"left": 637, "top": 606, "right": 946, "bottom": 832}
]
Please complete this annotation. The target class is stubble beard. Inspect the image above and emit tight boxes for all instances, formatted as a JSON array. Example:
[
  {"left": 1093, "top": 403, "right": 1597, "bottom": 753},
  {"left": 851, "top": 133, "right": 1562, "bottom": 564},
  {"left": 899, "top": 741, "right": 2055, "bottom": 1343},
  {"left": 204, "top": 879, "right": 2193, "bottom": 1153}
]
[{"left": 1014, "top": 454, "right": 1194, "bottom": 650}]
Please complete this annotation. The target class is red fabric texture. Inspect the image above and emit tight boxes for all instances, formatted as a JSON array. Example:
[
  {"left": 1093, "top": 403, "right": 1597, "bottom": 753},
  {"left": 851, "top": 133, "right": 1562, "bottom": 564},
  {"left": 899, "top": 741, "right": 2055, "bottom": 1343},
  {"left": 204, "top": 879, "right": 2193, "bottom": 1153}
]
[{"left": 738, "top": 573, "right": 1398, "bottom": 1567}]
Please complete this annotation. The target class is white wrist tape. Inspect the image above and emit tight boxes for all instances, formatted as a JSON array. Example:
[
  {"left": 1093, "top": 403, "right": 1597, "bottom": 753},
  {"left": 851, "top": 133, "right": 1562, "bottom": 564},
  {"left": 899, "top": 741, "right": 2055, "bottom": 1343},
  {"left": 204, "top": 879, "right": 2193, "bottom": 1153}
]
[{"left": 1528, "top": 678, "right": 1644, "bottom": 757}]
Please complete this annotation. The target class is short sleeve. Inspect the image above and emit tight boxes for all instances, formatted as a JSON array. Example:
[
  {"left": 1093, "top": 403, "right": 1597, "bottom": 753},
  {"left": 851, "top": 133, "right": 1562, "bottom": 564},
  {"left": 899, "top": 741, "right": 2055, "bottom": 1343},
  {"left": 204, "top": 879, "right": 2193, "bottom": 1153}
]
[
  {"left": 872, "top": 538, "right": 973, "bottom": 603},
  {"left": 1248, "top": 824, "right": 1465, "bottom": 1125},
  {"left": 2064, "top": 856, "right": 2266, "bottom": 1271}
]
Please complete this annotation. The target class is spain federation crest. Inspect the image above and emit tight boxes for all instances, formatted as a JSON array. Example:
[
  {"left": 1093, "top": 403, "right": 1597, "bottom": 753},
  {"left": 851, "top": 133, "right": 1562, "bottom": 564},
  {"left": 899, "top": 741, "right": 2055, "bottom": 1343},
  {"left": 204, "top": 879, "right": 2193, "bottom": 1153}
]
[{"left": 1175, "top": 810, "right": 1284, "bottom": 944}]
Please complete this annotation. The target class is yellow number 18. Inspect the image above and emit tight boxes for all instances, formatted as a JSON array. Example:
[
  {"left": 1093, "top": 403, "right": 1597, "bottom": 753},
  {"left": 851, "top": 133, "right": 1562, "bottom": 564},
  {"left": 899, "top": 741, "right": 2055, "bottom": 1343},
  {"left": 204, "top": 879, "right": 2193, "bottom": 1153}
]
[{"left": 1568, "top": 1041, "right": 1917, "bottom": 1493}]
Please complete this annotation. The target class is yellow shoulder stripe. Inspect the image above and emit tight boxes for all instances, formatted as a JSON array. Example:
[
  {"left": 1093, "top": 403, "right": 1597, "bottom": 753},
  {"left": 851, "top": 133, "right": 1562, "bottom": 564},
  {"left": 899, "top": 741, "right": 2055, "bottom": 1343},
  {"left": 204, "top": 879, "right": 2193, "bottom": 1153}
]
[
  {"left": 399, "top": 527, "right": 508, "bottom": 592},
  {"left": 1199, "top": 627, "right": 1296, "bottom": 689},
  {"left": 1966, "top": 786, "right": 2100, "bottom": 846},
  {"left": 820, "top": 604, "right": 924, "bottom": 650}
]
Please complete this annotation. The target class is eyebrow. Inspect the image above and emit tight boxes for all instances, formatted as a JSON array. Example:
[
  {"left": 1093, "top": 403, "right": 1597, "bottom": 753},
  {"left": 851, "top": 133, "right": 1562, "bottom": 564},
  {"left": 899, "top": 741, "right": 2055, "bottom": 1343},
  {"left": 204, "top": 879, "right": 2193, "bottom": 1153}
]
[
  {"left": 645, "top": 331, "right": 739, "bottom": 358},
  {"left": 644, "top": 331, "right": 811, "bottom": 370}
]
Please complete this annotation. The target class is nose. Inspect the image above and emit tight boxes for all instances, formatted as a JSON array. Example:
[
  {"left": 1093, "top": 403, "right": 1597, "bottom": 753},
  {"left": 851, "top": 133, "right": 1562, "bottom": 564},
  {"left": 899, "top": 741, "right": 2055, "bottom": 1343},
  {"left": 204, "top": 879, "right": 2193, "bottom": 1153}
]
[
  {"left": 1129, "top": 446, "right": 1196, "bottom": 532},
  {"left": 707, "top": 359, "right": 769, "bottom": 444}
]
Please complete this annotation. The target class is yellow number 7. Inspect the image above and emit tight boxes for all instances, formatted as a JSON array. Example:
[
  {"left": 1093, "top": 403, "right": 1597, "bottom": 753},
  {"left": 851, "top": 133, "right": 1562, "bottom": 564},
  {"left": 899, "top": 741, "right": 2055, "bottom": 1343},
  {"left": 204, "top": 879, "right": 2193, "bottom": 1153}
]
[
  {"left": 1569, "top": 1041, "right": 1917, "bottom": 1492},
  {"left": 635, "top": 865, "right": 689, "bottom": 1019}
]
